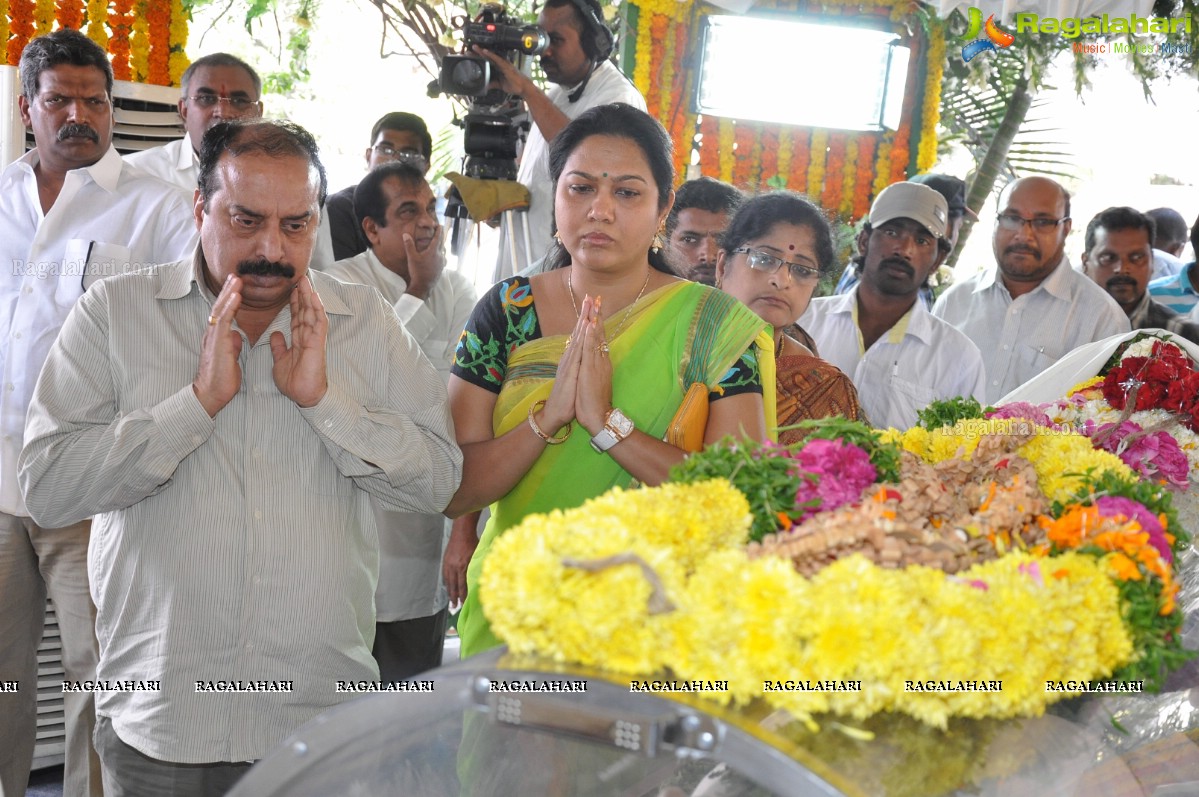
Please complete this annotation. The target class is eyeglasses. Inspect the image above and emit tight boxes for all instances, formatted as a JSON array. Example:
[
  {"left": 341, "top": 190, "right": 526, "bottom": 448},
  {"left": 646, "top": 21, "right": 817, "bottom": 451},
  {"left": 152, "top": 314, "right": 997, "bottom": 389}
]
[
  {"left": 372, "top": 144, "right": 428, "bottom": 168},
  {"left": 734, "top": 246, "right": 820, "bottom": 283},
  {"left": 187, "top": 94, "right": 259, "bottom": 110},
  {"left": 996, "top": 213, "right": 1069, "bottom": 232}
]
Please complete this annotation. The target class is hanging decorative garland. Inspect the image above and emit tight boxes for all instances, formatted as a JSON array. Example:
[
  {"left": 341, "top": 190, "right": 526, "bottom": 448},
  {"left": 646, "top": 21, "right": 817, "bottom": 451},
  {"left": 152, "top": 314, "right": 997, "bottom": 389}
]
[
  {"left": 55, "top": 0, "right": 81, "bottom": 30},
  {"left": 7, "top": 0, "right": 34, "bottom": 66},
  {"left": 130, "top": 0, "right": 150, "bottom": 82},
  {"left": 146, "top": 0, "right": 171, "bottom": 85},
  {"left": 168, "top": 0, "right": 190, "bottom": 86},
  {"left": 33, "top": 0, "right": 53, "bottom": 35}
]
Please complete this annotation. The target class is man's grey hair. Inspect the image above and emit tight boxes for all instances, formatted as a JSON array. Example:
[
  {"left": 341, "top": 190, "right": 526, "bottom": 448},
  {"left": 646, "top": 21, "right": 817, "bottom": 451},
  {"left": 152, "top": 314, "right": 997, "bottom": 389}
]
[
  {"left": 19, "top": 29, "right": 113, "bottom": 101},
  {"left": 181, "top": 53, "right": 262, "bottom": 97}
]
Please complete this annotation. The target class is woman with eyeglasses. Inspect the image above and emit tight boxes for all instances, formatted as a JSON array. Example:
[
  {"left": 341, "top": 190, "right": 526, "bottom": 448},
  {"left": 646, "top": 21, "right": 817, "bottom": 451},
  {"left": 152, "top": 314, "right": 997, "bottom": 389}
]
[
  {"left": 715, "top": 192, "right": 865, "bottom": 443},
  {"left": 443, "top": 104, "right": 775, "bottom": 657}
]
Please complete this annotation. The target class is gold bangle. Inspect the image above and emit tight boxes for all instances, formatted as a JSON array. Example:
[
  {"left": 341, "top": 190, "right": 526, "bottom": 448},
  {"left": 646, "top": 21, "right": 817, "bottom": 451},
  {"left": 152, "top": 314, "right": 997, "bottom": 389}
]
[{"left": 528, "top": 400, "right": 571, "bottom": 445}]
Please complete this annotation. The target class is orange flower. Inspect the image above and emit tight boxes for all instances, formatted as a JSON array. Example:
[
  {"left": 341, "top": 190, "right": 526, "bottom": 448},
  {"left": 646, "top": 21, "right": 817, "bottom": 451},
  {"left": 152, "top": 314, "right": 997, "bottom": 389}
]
[
  {"left": 56, "top": 0, "right": 83, "bottom": 30},
  {"left": 8, "top": 0, "right": 34, "bottom": 66},
  {"left": 1106, "top": 552, "right": 1143, "bottom": 582}
]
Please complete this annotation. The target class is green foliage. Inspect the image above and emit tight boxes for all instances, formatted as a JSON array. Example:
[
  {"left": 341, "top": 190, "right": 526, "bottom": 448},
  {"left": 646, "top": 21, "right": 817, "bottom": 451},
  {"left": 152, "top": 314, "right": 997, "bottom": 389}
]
[
  {"left": 916, "top": 397, "right": 987, "bottom": 430},
  {"left": 669, "top": 438, "right": 817, "bottom": 543}
]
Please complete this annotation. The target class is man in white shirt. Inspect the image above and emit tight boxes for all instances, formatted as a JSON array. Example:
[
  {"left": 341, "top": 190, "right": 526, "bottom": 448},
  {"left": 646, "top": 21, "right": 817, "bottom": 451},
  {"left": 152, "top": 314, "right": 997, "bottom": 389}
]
[
  {"left": 933, "top": 176, "right": 1129, "bottom": 402},
  {"left": 326, "top": 161, "right": 477, "bottom": 679},
  {"left": 20, "top": 119, "right": 461, "bottom": 795},
  {"left": 479, "top": 0, "right": 645, "bottom": 274},
  {"left": 124, "top": 52, "right": 263, "bottom": 189},
  {"left": 0, "top": 30, "right": 197, "bottom": 797},
  {"left": 801, "top": 182, "right": 985, "bottom": 429}
]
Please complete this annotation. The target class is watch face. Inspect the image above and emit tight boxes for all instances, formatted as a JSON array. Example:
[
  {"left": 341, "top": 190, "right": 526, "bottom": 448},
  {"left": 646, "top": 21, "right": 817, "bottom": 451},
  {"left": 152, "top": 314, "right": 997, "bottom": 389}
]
[{"left": 608, "top": 409, "right": 634, "bottom": 436}]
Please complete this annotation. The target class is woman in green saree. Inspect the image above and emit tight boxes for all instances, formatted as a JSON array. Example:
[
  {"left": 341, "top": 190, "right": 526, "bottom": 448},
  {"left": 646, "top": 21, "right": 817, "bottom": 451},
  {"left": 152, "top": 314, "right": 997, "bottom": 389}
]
[{"left": 443, "top": 104, "right": 775, "bottom": 657}]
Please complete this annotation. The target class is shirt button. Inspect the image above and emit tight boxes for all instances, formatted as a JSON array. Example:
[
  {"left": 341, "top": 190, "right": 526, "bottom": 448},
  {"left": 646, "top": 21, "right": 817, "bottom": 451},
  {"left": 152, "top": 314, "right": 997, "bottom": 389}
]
[
  {"left": 992, "top": 380, "right": 999, "bottom": 386},
  {"left": 1002, "top": 344, "right": 1009, "bottom": 351},
  {"left": 254, "top": 509, "right": 263, "bottom": 520},
  {"left": 22, "top": 286, "right": 32, "bottom": 294},
  {"left": 4, "top": 384, "right": 13, "bottom": 392},
  {"left": 324, "top": 420, "right": 333, "bottom": 429},
  {"left": 12, "top": 332, "right": 20, "bottom": 339},
  {"left": 190, "top": 434, "right": 202, "bottom": 445},
  {"left": 252, "top": 449, "right": 262, "bottom": 459}
]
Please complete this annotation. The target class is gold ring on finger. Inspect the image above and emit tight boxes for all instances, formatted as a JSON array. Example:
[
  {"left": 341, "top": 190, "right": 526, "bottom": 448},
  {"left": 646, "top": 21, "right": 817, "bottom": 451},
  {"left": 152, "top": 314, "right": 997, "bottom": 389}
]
[
  {"left": 564, "top": 335, "right": 572, "bottom": 348},
  {"left": 596, "top": 342, "right": 610, "bottom": 354},
  {"left": 207, "top": 315, "right": 217, "bottom": 326}
]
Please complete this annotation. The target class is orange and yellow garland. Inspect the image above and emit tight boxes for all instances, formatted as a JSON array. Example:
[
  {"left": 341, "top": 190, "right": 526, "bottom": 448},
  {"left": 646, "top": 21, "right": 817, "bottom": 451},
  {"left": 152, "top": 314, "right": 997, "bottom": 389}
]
[
  {"left": 628, "top": 0, "right": 943, "bottom": 222},
  {"left": 3, "top": 0, "right": 189, "bottom": 86}
]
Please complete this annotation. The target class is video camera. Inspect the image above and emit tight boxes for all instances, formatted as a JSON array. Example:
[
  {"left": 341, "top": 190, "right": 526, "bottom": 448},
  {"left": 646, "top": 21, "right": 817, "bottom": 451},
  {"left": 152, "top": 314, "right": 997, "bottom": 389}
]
[{"left": 439, "top": 5, "right": 547, "bottom": 102}]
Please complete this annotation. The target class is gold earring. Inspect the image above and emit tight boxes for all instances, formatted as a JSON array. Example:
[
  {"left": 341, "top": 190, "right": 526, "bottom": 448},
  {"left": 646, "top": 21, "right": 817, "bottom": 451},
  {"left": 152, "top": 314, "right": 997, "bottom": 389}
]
[{"left": 651, "top": 221, "right": 666, "bottom": 253}]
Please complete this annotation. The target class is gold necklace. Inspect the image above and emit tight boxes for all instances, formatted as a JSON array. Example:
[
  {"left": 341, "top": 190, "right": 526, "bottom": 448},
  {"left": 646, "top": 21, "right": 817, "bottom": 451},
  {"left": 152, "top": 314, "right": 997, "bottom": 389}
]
[{"left": 567, "top": 267, "right": 652, "bottom": 339}]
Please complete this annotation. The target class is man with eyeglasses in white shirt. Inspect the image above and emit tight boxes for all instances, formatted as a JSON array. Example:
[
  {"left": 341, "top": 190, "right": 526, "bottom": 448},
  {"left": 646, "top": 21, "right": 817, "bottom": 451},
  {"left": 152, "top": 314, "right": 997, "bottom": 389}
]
[
  {"left": 801, "top": 182, "right": 986, "bottom": 429},
  {"left": 933, "top": 176, "right": 1129, "bottom": 402},
  {"left": 1, "top": 29, "right": 197, "bottom": 797},
  {"left": 125, "top": 53, "right": 263, "bottom": 190},
  {"left": 325, "top": 112, "right": 433, "bottom": 262}
]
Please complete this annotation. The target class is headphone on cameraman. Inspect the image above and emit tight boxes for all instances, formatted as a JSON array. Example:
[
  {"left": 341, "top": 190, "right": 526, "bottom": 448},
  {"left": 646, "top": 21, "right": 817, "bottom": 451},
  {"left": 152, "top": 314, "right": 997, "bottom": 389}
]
[{"left": 562, "top": 0, "right": 615, "bottom": 62}]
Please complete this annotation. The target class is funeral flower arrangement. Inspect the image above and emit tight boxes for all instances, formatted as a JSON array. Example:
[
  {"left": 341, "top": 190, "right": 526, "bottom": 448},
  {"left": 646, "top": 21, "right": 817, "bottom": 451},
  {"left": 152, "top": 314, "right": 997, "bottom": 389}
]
[{"left": 478, "top": 338, "right": 1195, "bottom": 730}]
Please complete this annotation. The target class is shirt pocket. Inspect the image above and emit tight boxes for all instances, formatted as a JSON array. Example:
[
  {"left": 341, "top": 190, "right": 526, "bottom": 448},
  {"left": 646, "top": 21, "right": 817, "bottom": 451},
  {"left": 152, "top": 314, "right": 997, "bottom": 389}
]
[
  {"left": 889, "top": 374, "right": 937, "bottom": 408},
  {"left": 1015, "top": 342, "right": 1059, "bottom": 381},
  {"left": 55, "top": 239, "right": 133, "bottom": 307}
]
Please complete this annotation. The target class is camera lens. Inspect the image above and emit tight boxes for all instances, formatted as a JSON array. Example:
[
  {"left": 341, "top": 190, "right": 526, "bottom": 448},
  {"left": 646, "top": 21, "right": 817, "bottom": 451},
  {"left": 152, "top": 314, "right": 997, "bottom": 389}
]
[{"left": 451, "top": 59, "right": 487, "bottom": 94}]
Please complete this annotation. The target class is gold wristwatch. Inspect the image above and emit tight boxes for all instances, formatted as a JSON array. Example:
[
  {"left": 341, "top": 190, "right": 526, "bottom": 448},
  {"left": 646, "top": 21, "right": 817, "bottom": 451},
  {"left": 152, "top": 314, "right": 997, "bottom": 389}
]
[{"left": 590, "top": 408, "right": 634, "bottom": 453}]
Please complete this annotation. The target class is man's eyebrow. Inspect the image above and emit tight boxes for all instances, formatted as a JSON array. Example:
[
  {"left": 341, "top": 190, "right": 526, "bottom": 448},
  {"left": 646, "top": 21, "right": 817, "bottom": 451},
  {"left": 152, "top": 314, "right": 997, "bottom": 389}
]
[{"left": 230, "top": 205, "right": 264, "bottom": 218}]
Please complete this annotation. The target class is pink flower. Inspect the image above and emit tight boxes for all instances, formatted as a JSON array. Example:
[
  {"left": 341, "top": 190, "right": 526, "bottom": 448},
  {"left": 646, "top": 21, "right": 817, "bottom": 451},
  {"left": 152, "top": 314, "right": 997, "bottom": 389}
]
[
  {"left": 1085, "top": 421, "right": 1190, "bottom": 490},
  {"left": 1018, "top": 560, "right": 1044, "bottom": 587},
  {"left": 791, "top": 439, "right": 876, "bottom": 521},
  {"left": 986, "top": 402, "right": 1054, "bottom": 428}
]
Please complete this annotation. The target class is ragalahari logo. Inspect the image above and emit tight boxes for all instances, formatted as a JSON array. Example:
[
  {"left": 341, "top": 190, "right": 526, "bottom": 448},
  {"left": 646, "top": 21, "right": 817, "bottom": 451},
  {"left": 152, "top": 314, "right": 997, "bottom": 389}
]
[{"left": 961, "top": 8, "right": 1016, "bottom": 61}]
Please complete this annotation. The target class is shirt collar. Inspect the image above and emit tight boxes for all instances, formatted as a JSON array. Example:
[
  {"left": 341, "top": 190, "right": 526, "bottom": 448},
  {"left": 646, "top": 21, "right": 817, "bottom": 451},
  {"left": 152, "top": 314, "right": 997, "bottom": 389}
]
[
  {"left": 5, "top": 145, "right": 123, "bottom": 192},
  {"left": 975, "top": 255, "right": 1072, "bottom": 300},
  {"left": 158, "top": 245, "right": 352, "bottom": 317},
  {"left": 1180, "top": 261, "right": 1198, "bottom": 295},
  {"left": 177, "top": 137, "right": 199, "bottom": 172},
  {"left": 363, "top": 248, "right": 410, "bottom": 294}
]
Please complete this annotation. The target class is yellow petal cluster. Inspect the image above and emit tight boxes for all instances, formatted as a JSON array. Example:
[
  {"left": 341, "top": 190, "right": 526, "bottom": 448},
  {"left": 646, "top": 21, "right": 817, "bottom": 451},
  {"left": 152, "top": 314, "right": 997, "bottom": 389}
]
[{"left": 480, "top": 479, "right": 749, "bottom": 673}]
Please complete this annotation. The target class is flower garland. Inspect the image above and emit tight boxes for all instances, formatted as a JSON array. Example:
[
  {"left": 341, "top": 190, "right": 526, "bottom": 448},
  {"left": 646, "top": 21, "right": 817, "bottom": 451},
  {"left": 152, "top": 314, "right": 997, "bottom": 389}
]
[
  {"left": 838, "top": 135, "right": 858, "bottom": 217},
  {"left": 55, "top": 0, "right": 82, "bottom": 30},
  {"left": 631, "top": 5, "right": 654, "bottom": 99},
  {"left": 130, "top": 2, "right": 150, "bottom": 83},
  {"left": 759, "top": 125, "right": 779, "bottom": 187},
  {"left": 872, "top": 130, "right": 895, "bottom": 198},
  {"left": 668, "top": 19, "right": 692, "bottom": 181},
  {"left": 698, "top": 115, "right": 719, "bottom": 178},
  {"left": 109, "top": 0, "right": 135, "bottom": 81},
  {"left": 717, "top": 116, "right": 735, "bottom": 184},
  {"left": 655, "top": 13, "right": 674, "bottom": 123},
  {"left": 733, "top": 120, "right": 756, "bottom": 187},
  {"left": 7, "top": 0, "right": 34, "bottom": 66},
  {"left": 791, "top": 128, "right": 810, "bottom": 195},
  {"left": 806, "top": 128, "right": 828, "bottom": 202},
  {"left": 33, "top": 0, "right": 54, "bottom": 35},
  {"left": 918, "top": 19, "right": 946, "bottom": 172},
  {"left": 146, "top": 0, "right": 171, "bottom": 85},
  {"left": 820, "top": 132, "right": 845, "bottom": 213},
  {"left": 776, "top": 127, "right": 792, "bottom": 189},
  {"left": 0, "top": 2, "right": 11, "bottom": 64},
  {"left": 853, "top": 134, "right": 877, "bottom": 218},
  {"left": 645, "top": 13, "right": 668, "bottom": 119},
  {"left": 168, "top": 0, "right": 190, "bottom": 86},
  {"left": 85, "top": 0, "right": 107, "bottom": 50}
]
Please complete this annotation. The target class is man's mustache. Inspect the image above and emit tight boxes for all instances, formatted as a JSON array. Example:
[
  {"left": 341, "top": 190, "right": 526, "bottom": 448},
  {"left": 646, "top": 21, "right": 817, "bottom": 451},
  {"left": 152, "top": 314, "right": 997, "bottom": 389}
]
[
  {"left": 879, "top": 256, "right": 914, "bottom": 277},
  {"left": 1003, "top": 244, "right": 1040, "bottom": 257},
  {"left": 237, "top": 259, "right": 295, "bottom": 279},
  {"left": 57, "top": 123, "right": 98, "bottom": 142},
  {"left": 1105, "top": 276, "right": 1138, "bottom": 290}
]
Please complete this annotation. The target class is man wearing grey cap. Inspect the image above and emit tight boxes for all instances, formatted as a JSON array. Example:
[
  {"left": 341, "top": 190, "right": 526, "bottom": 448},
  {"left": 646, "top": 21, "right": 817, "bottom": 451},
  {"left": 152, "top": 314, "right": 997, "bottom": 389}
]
[
  {"left": 833, "top": 172, "right": 977, "bottom": 306},
  {"left": 932, "top": 176, "right": 1128, "bottom": 402},
  {"left": 800, "top": 182, "right": 986, "bottom": 429}
]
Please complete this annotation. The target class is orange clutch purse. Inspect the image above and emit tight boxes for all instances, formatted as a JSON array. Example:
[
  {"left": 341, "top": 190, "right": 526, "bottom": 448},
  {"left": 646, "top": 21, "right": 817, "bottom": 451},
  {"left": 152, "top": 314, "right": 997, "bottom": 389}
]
[{"left": 665, "top": 382, "right": 709, "bottom": 453}]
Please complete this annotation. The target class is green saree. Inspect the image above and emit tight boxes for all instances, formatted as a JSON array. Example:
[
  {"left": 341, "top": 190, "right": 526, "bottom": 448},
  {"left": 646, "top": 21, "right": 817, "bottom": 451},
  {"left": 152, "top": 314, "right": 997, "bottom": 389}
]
[{"left": 458, "top": 280, "right": 775, "bottom": 656}]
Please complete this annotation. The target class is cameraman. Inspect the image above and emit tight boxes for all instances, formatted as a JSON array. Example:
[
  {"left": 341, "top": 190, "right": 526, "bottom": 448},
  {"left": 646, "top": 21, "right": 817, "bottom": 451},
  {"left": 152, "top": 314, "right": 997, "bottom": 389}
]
[{"left": 476, "top": 0, "right": 645, "bottom": 274}]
